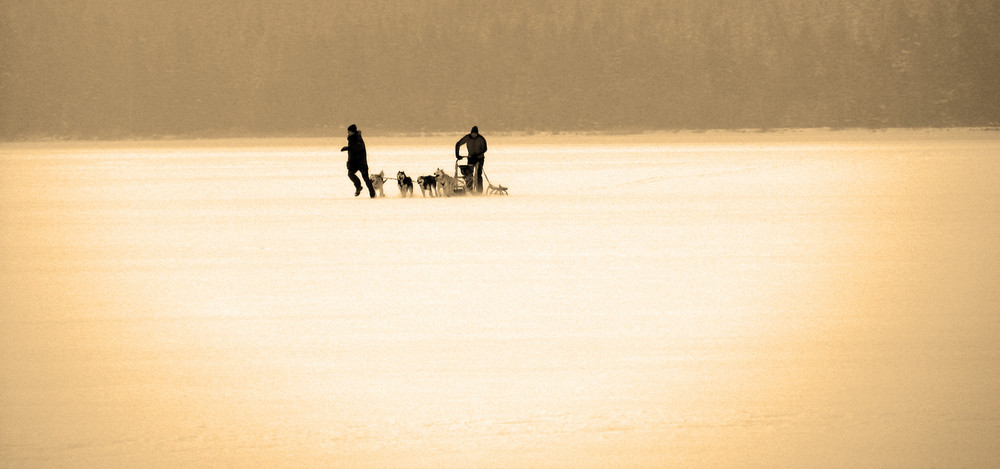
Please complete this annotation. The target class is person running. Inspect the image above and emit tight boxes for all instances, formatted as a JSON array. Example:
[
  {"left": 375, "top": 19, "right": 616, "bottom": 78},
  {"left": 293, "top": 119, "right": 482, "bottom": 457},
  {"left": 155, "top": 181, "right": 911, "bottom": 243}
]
[
  {"left": 455, "top": 125, "right": 488, "bottom": 194},
  {"left": 341, "top": 124, "right": 375, "bottom": 198}
]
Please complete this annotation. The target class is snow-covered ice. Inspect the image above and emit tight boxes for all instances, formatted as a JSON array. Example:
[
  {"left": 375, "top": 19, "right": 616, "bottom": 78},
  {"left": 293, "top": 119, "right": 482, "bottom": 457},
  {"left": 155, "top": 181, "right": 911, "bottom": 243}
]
[{"left": 2, "top": 129, "right": 999, "bottom": 467}]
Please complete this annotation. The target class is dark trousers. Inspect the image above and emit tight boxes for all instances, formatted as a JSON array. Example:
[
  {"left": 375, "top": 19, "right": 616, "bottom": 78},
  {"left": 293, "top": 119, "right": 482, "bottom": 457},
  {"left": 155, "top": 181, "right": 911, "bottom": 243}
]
[
  {"left": 348, "top": 163, "right": 375, "bottom": 197},
  {"left": 467, "top": 154, "right": 484, "bottom": 194}
]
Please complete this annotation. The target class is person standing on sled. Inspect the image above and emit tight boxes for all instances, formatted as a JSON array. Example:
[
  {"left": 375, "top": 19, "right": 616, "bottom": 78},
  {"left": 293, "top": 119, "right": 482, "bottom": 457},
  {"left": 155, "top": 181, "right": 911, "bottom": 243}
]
[
  {"left": 455, "top": 125, "right": 487, "bottom": 194},
  {"left": 341, "top": 124, "right": 375, "bottom": 198}
]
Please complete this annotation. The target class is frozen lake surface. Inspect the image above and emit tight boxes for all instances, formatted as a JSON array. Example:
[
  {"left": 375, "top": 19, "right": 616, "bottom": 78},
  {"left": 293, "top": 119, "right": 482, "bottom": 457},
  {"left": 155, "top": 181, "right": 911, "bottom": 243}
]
[{"left": 2, "top": 129, "right": 999, "bottom": 467}]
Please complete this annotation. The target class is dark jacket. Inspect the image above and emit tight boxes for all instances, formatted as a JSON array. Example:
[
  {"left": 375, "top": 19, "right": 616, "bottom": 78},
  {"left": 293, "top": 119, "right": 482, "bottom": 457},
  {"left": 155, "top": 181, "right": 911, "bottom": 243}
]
[
  {"left": 455, "top": 133, "right": 488, "bottom": 158},
  {"left": 341, "top": 132, "right": 367, "bottom": 168}
]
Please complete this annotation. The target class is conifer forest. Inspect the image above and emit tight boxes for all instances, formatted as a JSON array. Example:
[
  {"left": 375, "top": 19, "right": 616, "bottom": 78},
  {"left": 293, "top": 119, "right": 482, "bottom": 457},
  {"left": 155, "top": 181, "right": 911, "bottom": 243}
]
[{"left": 2, "top": 0, "right": 998, "bottom": 139}]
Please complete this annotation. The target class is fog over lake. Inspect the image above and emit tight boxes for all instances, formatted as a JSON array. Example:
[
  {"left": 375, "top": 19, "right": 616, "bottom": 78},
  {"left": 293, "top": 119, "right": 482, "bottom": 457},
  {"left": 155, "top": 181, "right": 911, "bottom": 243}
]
[{"left": 2, "top": 129, "right": 999, "bottom": 467}]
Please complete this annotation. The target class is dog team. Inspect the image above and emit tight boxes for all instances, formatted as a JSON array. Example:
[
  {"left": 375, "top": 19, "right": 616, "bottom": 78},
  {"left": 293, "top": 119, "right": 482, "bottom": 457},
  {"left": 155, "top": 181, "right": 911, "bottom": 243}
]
[
  {"left": 342, "top": 123, "right": 500, "bottom": 198},
  {"left": 369, "top": 170, "right": 443, "bottom": 198}
]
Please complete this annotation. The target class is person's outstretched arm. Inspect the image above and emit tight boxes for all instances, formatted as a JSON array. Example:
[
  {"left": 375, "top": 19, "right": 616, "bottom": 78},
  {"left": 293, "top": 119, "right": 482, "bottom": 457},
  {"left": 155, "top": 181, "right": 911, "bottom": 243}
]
[{"left": 455, "top": 135, "right": 468, "bottom": 158}]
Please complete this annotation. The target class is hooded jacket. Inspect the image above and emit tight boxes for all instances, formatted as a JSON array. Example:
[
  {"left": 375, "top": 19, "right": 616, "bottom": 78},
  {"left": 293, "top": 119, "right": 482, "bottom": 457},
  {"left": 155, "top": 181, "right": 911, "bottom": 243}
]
[
  {"left": 341, "top": 132, "right": 368, "bottom": 167},
  {"left": 455, "top": 133, "right": 488, "bottom": 158}
]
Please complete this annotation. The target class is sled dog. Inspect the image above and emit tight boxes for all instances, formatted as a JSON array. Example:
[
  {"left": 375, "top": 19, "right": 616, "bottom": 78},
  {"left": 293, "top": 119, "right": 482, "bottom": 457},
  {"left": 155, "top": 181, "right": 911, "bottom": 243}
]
[
  {"left": 397, "top": 171, "right": 414, "bottom": 197},
  {"left": 417, "top": 175, "right": 438, "bottom": 197},
  {"left": 433, "top": 169, "right": 460, "bottom": 197},
  {"left": 369, "top": 171, "right": 387, "bottom": 197}
]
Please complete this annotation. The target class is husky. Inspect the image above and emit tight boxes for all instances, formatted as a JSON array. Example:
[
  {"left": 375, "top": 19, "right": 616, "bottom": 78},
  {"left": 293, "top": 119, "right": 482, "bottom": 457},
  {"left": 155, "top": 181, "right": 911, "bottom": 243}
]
[
  {"left": 396, "top": 171, "right": 414, "bottom": 197},
  {"left": 433, "top": 168, "right": 461, "bottom": 197},
  {"left": 416, "top": 175, "right": 438, "bottom": 197},
  {"left": 369, "top": 171, "right": 387, "bottom": 197}
]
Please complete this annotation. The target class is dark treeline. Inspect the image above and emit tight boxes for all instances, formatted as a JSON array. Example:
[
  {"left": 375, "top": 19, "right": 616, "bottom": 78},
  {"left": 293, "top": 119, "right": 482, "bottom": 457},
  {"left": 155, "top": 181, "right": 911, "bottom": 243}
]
[{"left": 1, "top": 0, "right": 998, "bottom": 139}]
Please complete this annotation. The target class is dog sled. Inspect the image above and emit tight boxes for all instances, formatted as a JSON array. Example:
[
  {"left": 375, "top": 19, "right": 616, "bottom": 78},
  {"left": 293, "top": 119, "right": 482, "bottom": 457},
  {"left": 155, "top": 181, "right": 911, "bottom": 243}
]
[
  {"left": 454, "top": 158, "right": 474, "bottom": 195},
  {"left": 450, "top": 157, "right": 508, "bottom": 196},
  {"left": 405, "top": 157, "right": 508, "bottom": 198}
]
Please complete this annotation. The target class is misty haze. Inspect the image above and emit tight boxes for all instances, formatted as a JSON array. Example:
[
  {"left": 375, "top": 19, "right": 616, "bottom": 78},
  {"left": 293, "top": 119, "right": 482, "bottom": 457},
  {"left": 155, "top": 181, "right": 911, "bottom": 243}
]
[
  {"left": 2, "top": 1, "right": 1000, "bottom": 469},
  {"left": 1, "top": 0, "right": 998, "bottom": 139}
]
